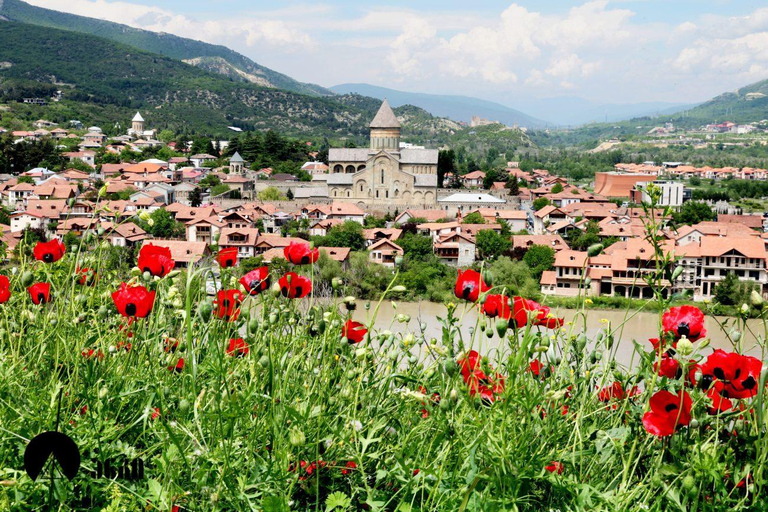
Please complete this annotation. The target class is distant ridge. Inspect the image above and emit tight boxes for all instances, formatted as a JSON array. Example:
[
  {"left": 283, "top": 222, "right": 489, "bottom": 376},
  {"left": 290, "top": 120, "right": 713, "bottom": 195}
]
[
  {"left": 331, "top": 83, "right": 550, "bottom": 129},
  {"left": 0, "top": 0, "right": 332, "bottom": 96}
]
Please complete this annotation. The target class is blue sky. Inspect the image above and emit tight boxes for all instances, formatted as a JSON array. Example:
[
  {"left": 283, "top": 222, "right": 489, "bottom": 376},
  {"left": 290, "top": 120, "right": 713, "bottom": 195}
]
[{"left": 25, "top": 0, "right": 768, "bottom": 106}]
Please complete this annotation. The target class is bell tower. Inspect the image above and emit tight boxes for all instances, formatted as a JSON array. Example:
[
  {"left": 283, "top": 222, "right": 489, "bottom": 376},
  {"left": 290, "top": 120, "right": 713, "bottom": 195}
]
[{"left": 369, "top": 99, "right": 400, "bottom": 151}]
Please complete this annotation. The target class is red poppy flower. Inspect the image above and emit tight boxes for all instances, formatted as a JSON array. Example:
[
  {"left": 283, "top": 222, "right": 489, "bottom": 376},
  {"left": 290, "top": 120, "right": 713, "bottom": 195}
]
[
  {"left": 111, "top": 283, "right": 155, "bottom": 318},
  {"left": 654, "top": 354, "right": 680, "bottom": 379},
  {"left": 457, "top": 350, "right": 505, "bottom": 404},
  {"left": 137, "top": 243, "right": 175, "bottom": 277},
  {"left": 342, "top": 320, "right": 367, "bottom": 344},
  {"left": 545, "top": 461, "right": 564, "bottom": 474},
  {"left": 454, "top": 269, "right": 489, "bottom": 302},
  {"left": 28, "top": 282, "right": 51, "bottom": 305},
  {"left": 512, "top": 296, "right": 563, "bottom": 329},
  {"left": 215, "top": 289, "right": 244, "bottom": 321},
  {"left": 598, "top": 382, "right": 639, "bottom": 402},
  {"left": 169, "top": 358, "right": 184, "bottom": 373},
  {"left": 81, "top": 348, "right": 104, "bottom": 359},
  {"left": 76, "top": 266, "right": 96, "bottom": 286},
  {"left": 151, "top": 407, "right": 161, "bottom": 420},
  {"left": 529, "top": 359, "right": 550, "bottom": 378},
  {"left": 0, "top": 275, "right": 10, "bottom": 304},
  {"left": 164, "top": 337, "right": 179, "bottom": 352},
  {"left": 341, "top": 461, "right": 357, "bottom": 475},
  {"left": 33, "top": 239, "right": 65, "bottom": 263},
  {"left": 278, "top": 272, "right": 311, "bottom": 299},
  {"left": 217, "top": 247, "right": 239, "bottom": 268},
  {"left": 707, "top": 382, "right": 733, "bottom": 415},
  {"left": 284, "top": 242, "right": 319, "bottom": 265},
  {"left": 482, "top": 294, "right": 511, "bottom": 319},
  {"left": 240, "top": 267, "right": 270, "bottom": 295},
  {"left": 226, "top": 337, "right": 249, "bottom": 357},
  {"left": 699, "top": 349, "right": 762, "bottom": 399},
  {"left": 418, "top": 386, "right": 441, "bottom": 418},
  {"left": 662, "top": 305, "right": 706, "bottom": 342},
  {"left": 642, "top": 390, "right": 692, "bottom": 437}
]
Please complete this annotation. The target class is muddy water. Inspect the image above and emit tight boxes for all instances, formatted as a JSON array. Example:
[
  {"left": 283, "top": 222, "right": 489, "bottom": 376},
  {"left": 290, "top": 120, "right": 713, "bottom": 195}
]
[{"left": 351, "top": 301, "right": 768, "bottom": 366}]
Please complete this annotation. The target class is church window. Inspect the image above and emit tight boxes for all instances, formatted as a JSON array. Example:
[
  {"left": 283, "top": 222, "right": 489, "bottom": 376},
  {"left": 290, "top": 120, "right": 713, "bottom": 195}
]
[
  {"left": 347, "top": 191, "right": 350, "bottom": 197},
  {"left": 386, "top": 191, "right": 389, "bottom": 198},
  {"left": 381, "top": 169, "right": 384, "bottom": 184},
  {"left": 376, "top": 190, "right": 379, "bottom": 198}
]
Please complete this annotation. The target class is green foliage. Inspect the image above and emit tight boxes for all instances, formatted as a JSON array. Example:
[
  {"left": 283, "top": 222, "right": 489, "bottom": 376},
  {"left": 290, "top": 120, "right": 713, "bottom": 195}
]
[
  {"left": 551, "top": 182, "right": 564, "bottom": 194},
  {"left": 210, "top": 183, "right": 230, "bottom": 196},
  {"left": 313, "top": 221, "right": 365, "bottom": 251},
  {"left": 0, "top": 135, "right": 62, "bottom": 173},
  {"left": 397, "top": 233, "right": 434, "bottom": 260},
  {"left": 461, "top": 212, "right": 486, "bottom": 224},
  {"left": 189, "top": 187, "right": 202, "bottom": 207},
  {"left": 475, "top": 230, "right": 512, "bottom": 260},
  {"left": 713, "top": 272, "right": 756, "bottom": 306},
  {"left": 257, "top": 187, "right": 286, "bottom": 201},
  {"left": 522, "top": 244, "right": 556, "bottom": 280},
  {"left": 567, "top": 220, "right": 602, "bottom": 251},
  {"left": 673, "top": 201, "right": 716, "bottom": 226},
  {"left": 487, "top": 256, "right": 541, "bottom": 298},
  {"left": 135, "top": 209, "right": 185, "bottom": 239},
  {"left": 363, "top": 215, "right": 386, "bottom": 228},
  {"left": 533, "top": 198, "right": 551, "bottom": 211},
  {"left": 17, "top": 175, "right": 34, "bottom": 184}
]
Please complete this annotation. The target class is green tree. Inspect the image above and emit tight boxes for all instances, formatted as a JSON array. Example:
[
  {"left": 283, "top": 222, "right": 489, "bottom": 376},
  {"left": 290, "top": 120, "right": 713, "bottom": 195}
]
[
  {"left": 136, "top": 209, "right": 184, "bottom": 239},
  {"left": 17, "top": 175, "right": 34, "bottom": 184},
  {"left": 158, "top": 129, "right": 175, "bottom": 143},
  {"left": 461, "top": 211, "right": 486, "bottom": 224},
  {"left": 189, "top": 187, "right": 202, "bottom": 207},
  {"left": 475, "top": 229, "right": 512, "bottom": 260},
  {"left": 551, "top": 183, "right": 564, "bottom": 194},
  {"left": 286, "top": 188, "right": 294, "bottom": 200},
  {"left": 199, "top": 174, "right": 221, "bottom": 189},
  {"left": 673, "top": 201, "right": 716, "bottom": 225},
  {"left": 313, "top": 221, "right": 365, "bottom": 251},
  {"left": 506, "top": 177, "right": 520, "bottom": 195},
  {"left": 211, "top": 183, "right": 230, "bottom": 196},
  {"left": 533, "top": 198, "right": 551, "bottom": 211},
  {"left": 257, "top": 186, "right": 285, "bottom": 201},
  {"left": 397, "top": 233, "right": 434, "bottom": 259},
  {"left": 522, "top": 244, "right": 556, "bottom": 280},
  {"left": 713, "top": 272, "right": 756, "bottom": 306},
  {"left": 482, "top": 169, "right": 501, "bottom": 190},
  {"left": 364, "top": 215, "right": 387, "bottom": 228},
  {"left": 437, "top": 149, "right": 455, "bottom": 188}
]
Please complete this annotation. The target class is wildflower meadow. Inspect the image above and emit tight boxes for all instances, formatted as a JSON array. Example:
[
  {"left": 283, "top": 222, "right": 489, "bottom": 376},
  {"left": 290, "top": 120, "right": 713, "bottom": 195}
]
[{"left": 0, "top": 230, "right": 767, "bottom": 511}]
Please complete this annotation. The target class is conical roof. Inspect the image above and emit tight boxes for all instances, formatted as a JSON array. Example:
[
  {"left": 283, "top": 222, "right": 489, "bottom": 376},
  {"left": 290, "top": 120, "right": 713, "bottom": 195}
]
[
  {"left": 369, "top": 99, "right": 400, "bottom": 128},
  {"left": 230, "top": 151, "right": 244, "bottom": 162},
  {"left": 132, "top": 111, "right": 145, "bottom": 122}
]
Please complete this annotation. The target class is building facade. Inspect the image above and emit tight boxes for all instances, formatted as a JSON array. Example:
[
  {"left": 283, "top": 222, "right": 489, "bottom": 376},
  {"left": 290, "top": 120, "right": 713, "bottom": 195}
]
[{"left": 327, "top": 100, "right": 438, "bottom": 208}]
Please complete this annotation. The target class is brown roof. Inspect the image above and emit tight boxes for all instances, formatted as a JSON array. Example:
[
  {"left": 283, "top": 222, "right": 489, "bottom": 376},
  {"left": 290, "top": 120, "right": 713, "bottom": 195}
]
[
  {"left": 319, "top": 246, "right": 351, "bottom": 262},
  {"left": 512, "top": 235, "right": 567, "bottom": 251},
  {"left": 717, "top": 214, "right": 764, "bottom": 230},
  {"left": 141, "top": 240, "right": 209, "bottom": 264}
]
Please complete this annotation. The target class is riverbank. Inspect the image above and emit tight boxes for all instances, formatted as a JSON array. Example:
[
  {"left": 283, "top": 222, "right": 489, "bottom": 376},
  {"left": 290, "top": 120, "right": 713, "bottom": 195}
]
[{"left": 543, "top": 294, "right": 754, "bottom": 318}]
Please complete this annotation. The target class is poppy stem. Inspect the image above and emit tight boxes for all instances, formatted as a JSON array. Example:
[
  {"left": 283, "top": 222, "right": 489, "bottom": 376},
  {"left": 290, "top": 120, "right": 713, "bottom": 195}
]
[{"left": 49, "top": 387, "right": 64, "bottom": 512}]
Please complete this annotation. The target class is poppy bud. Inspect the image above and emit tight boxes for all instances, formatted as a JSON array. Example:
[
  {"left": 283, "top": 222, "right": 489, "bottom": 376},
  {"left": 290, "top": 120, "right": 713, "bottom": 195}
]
[
  {"left": 391, "top": 285, "right": 407, "bottom": 293},
  {"left": 443, "top": 359, "right": 458, "bottom": 376},
  {"left": 332, "top": 277, "right": 343, "bottom": 290},
  {"left": 587, "top": 244, "right": 604, "bottom": 257},
  {"left": 98, "top": 184, "right": 108, "bottom": 197},
  {"left": 258, "top": 356, "right": 270, "bottom": 368},
  {"left": 671, "top": 265, "right": 684, "bottom": 281},
  {"left": 481, "top": 269, "right": 493, "bottom": 286},
  {"left": 450, "top": 388, "right": 459, "bottom": 401},
  {"left": 676, "top": 337, "right": 693, "bottom": 356},
  {"left": 495, "top": 319, "right": 508, "bottom": 337},
  {"left": 397, "top": 314, "right": 410, "bottom": 323},
  {"left": 197, "top": 301, "right": 213, "bottom": 322},
  {"left": 689, "top": 418, "right": 699, "bottom": 429},
  {"left": 698, "top": 338, "right": 710, "bottom": 350},
  {"left": 248, "top": 318, "right": 258, "bottom": 333},
  {"left": 178, "top": 399, "right": 190, "bottom": 412},
  {"left": 289, "top": 427, "right": 306, "bottom": 447},
  {"left": 391, "top": 301, "right": 397, "bottom": 310},
  {"left": 269, "top": 313, "right": 278, "bottom": 324},
  {"left": 584, "top": 277, "right": 592, "bottom": 287},
  {"left": 142, "top": 271, "right": 151, "bottom": 281},
  {"left": 751, "top": 290, "right": 764, "bottom": 308},
  {"left": 731, "top": 330, "right": 742, "bottom": 342},
  {"left": 394, "top": 255, "right": 403, "bottom": 266},
  {"left": 97, "top": 306, "right": 108, "bottom": 318},
  {"left": 21, "top": 271, "right": 34, "bottom": 287}
]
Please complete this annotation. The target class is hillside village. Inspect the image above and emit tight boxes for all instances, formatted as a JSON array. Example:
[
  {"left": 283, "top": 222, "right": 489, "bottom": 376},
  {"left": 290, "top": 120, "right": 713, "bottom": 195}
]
[{"left": 2, "top": 101, "right": 768, "bottom": 304}]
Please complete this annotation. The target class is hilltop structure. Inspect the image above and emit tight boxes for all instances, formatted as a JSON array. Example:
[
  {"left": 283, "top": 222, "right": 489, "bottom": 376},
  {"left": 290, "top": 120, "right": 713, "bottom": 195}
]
[
  {"left": 127, "top": 112, "right": 157, "bottom": 140},
  {"left": 327, "top": 100, "right": 438, "bottom": 207}
]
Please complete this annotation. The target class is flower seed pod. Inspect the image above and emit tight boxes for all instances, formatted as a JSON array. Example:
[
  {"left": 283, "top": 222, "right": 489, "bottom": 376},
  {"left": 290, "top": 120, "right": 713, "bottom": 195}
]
[
  {"left": 671, "top": 265, "right": 684, "bottom": 281},
  {"left": 289, "top": 427, "right": 306, "bottom": 447},
  {"left": 750, "top": 290, "right": 764, "bottom": 308},
  {"left": 495, "top": 319, "right": 508, "bottom": 337},
  {"left": 587, "top": 244, "right": 604, "bottom": 257},
  {"left": 21, "top": 271, "right": 34, "bottom": 288},
  {"left": 331, "top": 277, "right": 343, "bottom": 290}
]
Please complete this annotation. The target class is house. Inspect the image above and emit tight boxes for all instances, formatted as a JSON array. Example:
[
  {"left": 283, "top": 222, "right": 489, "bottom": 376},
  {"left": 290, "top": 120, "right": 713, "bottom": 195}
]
[
  {"left": 302, "top": 161, "right": 329, "bottom": 175},
  {"left": 363, "top": 228, "right": 402, "bottom": 247},
  {"left": 185, "top": 217, "right": 225, "bottom": 244},
  {"left": 318, "top": 246, "right": 351, "bottom": 265},
  {"left": 6, "top": 183, "right": 35, "bottom": 208},
  {"left": 218, "top": 228, "right": 261, "bottom": 261},
  {"left": 434, "top": 232, "right": 476, "bottom": 267},
  {"left": 438, "top": 193, "right": 506, "bottom": 217},
  {"left": 82, "top": 131, "right": 107, "bottom": 146},
  {"left": 190, "top": 154, "right": 217, "bottom": 167},
  {"left": 368, "top": 239, "right": 404, "bottom": 267},
  {"left": 532, "top": 205, "right": 568, "bottom": 235},
  {"left": 62, "top": 151, "right": 96, "bottom": 168},
  {"left": 107, "top": 222, "right": 148, "bottom": 247},
  {"left": 395, "top": 209, "right": 449, "bottom": 224},
  {"left": 461, "top": 171, "right": 486, "bottom": 188},
  {"left": 141, "top": 240, "right": 210, "bottom": 268},
  {"left": 309, "top": 219, "right": 344, "bottom": 237},
  {"left": 511, "top": 235, "right": 568, "bottom": 253},
  {"left": 168, "top": 157, "right": 189, "bottom": 171},
  {"left": 467, "top": 208, "right": 528, "bottom": 232},
  {"left": 173, "top": 183, "right": 198, "bottom": 206}
]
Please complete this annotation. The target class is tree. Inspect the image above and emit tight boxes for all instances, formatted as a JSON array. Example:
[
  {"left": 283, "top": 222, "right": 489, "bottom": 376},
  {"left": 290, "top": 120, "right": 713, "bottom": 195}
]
[
  {"left": 475, "top": 230, "right": 512, "bottom": 260},
  {"left": 257, "top": 187, "right": 285, "bottom": 201},
  {"left": 551, "top": 183, "right": 564, "bottom": 194},
  {"left": 461, "top": 212, "right": 486, "bottom": 224},
  {"left": 189, "top": 187, "right": 202, "bottom": 207},
  {"left": 437, "top": 149, "right": 455, "bottom": 188},
  {"left": 364, "top": 215, "right": 386, "bottom": 228},
  {"left": 506, "top": 177, "right": 520, "bottom": 195},
  {"left": 482, "top": 169, "right": 501, "bottom": 190},
  {"left": 17, "top": 176, "right": 34, "bottom": 184},
  {"left": 673, "top": 201, "right": 716, "bottom": 225},
  {"left": 522, "top": 245, "right": 556, "bottom": 280},
  {"left": 313, "top": 221, "right": 366, "bottom": 251},
  {"left": 199, "top": 174, "right": 221, "bottom": 189},
  {"left": 713, "top": 272, "right": 756, "bottom": 306},
  {"left": 136, "top": 209, "right": 184, "bottom": 239},
  {"left": 533, "top": 198, "right": 551, "bottom": 211},
  {"left": 158, "top": 130, "right": 175, "bottom": 143},
  {"left": 397, "top": 233, "right": 433, "bottom": 259},
  {"left": 211, "top": 183, "right": 230, "bottom": 196},
  {"left": 286, "top": 188, "right": 294, "bottom": 200}
]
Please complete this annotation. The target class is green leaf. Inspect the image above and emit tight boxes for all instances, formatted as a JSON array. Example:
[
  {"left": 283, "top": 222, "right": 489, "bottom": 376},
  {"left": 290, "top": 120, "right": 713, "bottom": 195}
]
[
  {"left": 261, "top": 495, "right": 289, "bottom": 512},
  {"left": 325, "top": 491, "right": 351, "bottom": 512}
]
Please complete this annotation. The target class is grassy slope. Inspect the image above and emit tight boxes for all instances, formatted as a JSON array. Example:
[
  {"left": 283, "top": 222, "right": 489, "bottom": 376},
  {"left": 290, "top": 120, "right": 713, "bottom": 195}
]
[{"left": 0, "top": 0, "right": 331, "bottom": 96}]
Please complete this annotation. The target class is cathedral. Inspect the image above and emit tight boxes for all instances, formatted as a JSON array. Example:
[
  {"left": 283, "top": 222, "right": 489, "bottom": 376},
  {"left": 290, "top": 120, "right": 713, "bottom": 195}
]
[{"left": 327, "top": 100, "right": 438, "bottom": 207}]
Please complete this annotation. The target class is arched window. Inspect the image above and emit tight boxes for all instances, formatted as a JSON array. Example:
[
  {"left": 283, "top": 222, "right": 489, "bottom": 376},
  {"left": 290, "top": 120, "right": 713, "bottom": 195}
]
[
  {"left": 346, "top": 191, "right": 350, "bottom": 197},
  {"left": 381, "top": 169, "right": 384, "bottom": 184},
  {"left": 386, "top": 190, "right": 389, "bottom": 198}
]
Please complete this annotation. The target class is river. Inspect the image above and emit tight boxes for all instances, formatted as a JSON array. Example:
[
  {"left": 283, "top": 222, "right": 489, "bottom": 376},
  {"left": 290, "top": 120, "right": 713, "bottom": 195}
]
[{"left": 351, "top": 301, "right": 768, "bottom": 366}]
